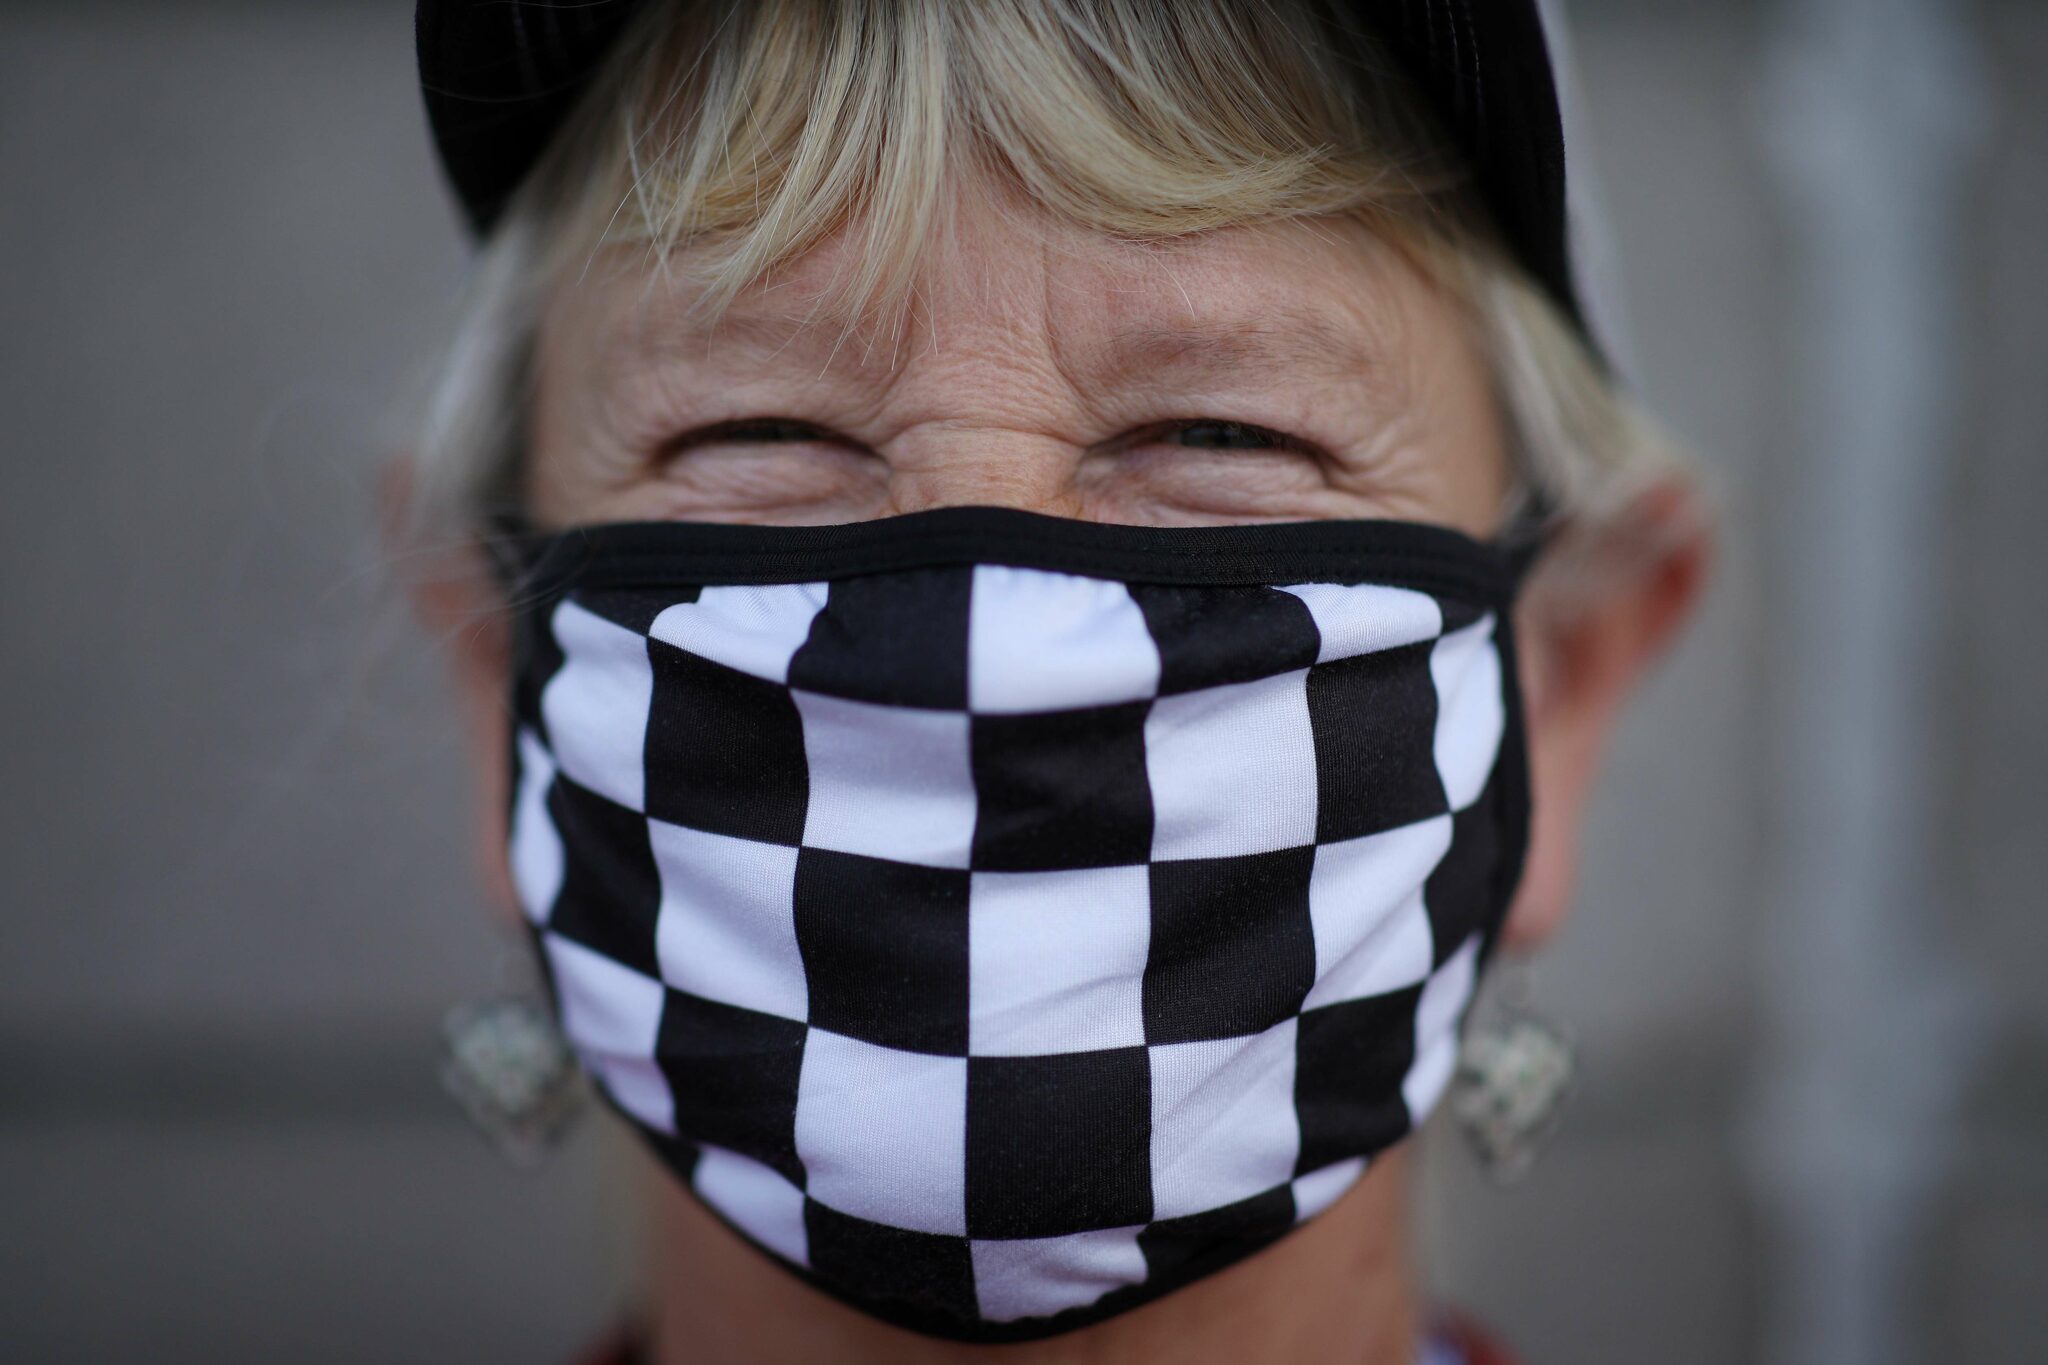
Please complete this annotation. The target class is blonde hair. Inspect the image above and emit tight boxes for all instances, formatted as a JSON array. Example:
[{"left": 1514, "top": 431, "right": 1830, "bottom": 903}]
[{"left": 406, "top": 0, "right": 1695, "bottom": 611}]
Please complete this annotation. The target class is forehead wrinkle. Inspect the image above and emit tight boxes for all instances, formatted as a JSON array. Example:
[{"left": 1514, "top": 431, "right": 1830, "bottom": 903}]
[
  {"left": 569, "top": 225, "right": 1407, "bottom": 411},
  {"left": 1090, "top": 314, "right": 1388, "bottom": 394},
  {"left": 601, "top": 296, "right": 918, "bottom": 396}
]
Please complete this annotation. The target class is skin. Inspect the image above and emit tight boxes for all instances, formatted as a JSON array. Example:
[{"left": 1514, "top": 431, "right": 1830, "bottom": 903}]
[
  {"left": 400, "top": 195, "right": 1711, "bottom": 1364},
  {"left": 526, "top": 212, "right": 1510, "bottom": 535}
]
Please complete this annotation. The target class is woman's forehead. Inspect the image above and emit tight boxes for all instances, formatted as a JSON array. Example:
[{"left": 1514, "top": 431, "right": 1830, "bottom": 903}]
[{"left": 543, "top": 210, "right": 1442, "bottom": 395}]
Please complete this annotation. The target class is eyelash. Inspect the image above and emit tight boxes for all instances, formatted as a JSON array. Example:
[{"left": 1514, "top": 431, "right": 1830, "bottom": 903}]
[
  {"left": 688, "top": 418, "right": 834, "bottom": 445},
  {"left": 672, "top": 417, "right": 1307, "bottom": 455},
  {"left": 1151, "top": 420, "right": 1298, "bottom": 452}
]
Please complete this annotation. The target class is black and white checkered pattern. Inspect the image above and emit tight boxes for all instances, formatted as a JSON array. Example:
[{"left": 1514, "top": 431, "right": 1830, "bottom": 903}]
[{"left": 502, "top": 514, "right": 1527, "bottom": 1341}]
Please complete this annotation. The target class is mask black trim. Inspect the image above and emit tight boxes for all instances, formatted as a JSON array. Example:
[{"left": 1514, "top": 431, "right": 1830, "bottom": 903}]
[{"left": 492, "top": 504, "right": 1527, "bottom": 609}]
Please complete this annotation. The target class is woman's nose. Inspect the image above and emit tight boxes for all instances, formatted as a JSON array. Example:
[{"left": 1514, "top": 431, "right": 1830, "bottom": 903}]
[{"left": 879, "top": 428, "right": 1091, "bottom": 520}]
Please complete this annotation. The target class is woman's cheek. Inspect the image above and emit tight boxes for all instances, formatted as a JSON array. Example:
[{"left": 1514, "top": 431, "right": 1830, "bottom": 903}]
[{"left": 1081, "top": 446, "right": 1342, "bottom": 525}]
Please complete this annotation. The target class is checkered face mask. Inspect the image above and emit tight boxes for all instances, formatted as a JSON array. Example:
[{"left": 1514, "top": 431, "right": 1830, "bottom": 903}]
[{"left": 499, "top": 505, "right": 1533, "bottom": 1342}]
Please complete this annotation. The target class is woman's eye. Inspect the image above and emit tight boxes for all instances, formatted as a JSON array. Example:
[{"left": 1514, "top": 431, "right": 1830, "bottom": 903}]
[
  {"left": 689, "top": 418, "right": 837, "bottom": 445},
  {"left": 1161, "top": 420, "right": 1297, "bottom": 451},
  {"left": 664, "top": 416, "right": 1308, "bottom": 456}
]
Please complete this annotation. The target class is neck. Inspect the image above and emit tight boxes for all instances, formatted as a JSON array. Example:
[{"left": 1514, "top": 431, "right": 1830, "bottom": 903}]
[{"left": 643, "top": 1146, "right": 1419, "bottom": 1365}]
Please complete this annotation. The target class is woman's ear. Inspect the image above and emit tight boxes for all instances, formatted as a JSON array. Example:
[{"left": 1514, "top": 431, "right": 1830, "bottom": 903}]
[
  {"left": 1502, "top": 478, "right": 1716, "bottom": 950},
  {"left": 380, "top": 455, "right": 521, "bottom": 923}
]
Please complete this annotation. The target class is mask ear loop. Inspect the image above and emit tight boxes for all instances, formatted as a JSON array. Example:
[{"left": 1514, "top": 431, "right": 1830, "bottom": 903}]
[
  {"left": 1495, "top": 484, "right": 1561, "bottom": 595},
  {"left": 1452, "top": 479, "right": 1572, "bottom": 1181},
  {"left": 478, "top": 503, "right": 538, "bottom": 594},
  {"left": 440, "top": 501, "right": 593, "bottom": 1167}
]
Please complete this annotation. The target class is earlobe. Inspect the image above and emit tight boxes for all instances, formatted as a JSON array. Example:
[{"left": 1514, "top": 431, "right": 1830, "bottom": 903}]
[{"left": 1499, "top": 479, "right": 1716, "bottom": 950}]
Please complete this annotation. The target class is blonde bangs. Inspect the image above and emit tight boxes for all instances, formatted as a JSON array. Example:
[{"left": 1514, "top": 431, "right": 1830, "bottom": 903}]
[{"left": 523, "top": 0, "right": 1477, "bottom": 322}]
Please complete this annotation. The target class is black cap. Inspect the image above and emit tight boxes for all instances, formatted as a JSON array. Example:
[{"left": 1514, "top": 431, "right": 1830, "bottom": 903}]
[{"left": 416, "top": 0, "right": 1594, "bottom": 350}]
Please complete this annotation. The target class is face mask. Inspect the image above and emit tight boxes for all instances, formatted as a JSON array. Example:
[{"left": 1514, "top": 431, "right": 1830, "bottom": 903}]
[{"left": 497, "top": 504, "right": 1533, "bottom": 1342}]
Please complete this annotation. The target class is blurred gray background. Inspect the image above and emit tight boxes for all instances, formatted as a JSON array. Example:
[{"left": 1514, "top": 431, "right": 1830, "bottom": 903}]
[{"left": 2, "top": 1, "right": 2042, "bottom": 1361}]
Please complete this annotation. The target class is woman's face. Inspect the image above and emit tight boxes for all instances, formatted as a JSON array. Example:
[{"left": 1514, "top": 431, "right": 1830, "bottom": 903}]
[
  {"left": 424, "top": 199, "right": 1698, "bottom": 956},
  {"left": 526, "top": 207, "right": 1511, "bottom": 541}
]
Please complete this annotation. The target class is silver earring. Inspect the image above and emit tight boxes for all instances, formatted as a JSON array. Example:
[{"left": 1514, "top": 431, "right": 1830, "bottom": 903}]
[
  {"left": 1450, "top": 966, "right": 1576, "bottom": 1183},
  {"left": 440, "top": 995, "right": 588, "bottom": 1165}
]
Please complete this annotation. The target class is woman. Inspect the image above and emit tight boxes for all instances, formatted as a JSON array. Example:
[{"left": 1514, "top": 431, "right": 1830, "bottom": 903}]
[{"left": 401, "top": 2, "right": 1713, "bottom": 1361}]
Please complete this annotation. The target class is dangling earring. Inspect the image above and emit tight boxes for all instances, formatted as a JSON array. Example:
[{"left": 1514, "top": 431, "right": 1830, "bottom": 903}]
[
  {"left": 439, "top": 942, "right": 588, "bottom": 1165},
  {"left": 1450, "top": 961, "right": 1576, "bottom": 1183}
]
